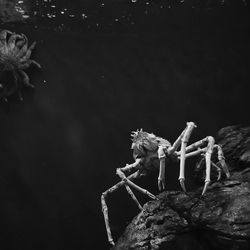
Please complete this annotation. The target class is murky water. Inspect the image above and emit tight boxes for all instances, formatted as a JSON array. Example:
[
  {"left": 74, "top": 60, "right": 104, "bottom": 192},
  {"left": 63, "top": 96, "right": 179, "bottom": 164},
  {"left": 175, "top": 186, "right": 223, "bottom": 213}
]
[{"left": 0, "top": 1, "right": 249, "bottom": 249}]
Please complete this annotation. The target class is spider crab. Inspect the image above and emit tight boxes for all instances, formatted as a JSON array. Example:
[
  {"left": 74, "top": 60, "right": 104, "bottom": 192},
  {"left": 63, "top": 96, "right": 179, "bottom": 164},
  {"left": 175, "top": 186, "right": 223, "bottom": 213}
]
[
  {"left": 101, "top": 122, "right": 230, "bottom": 245},
  {"left": 0, "top": 29, "right": 41, "bottom": 101}
]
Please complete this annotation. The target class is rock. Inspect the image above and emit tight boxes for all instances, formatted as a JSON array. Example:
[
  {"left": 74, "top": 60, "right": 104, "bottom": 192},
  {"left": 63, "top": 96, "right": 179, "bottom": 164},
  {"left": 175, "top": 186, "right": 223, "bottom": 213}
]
[{"left": 113, "top": 126, "right": 250, "bottom": 250}]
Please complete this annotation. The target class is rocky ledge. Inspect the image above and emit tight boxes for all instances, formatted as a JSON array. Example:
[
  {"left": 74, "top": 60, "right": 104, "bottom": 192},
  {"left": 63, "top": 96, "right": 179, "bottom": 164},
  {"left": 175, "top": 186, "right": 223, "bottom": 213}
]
[{"left": 113, "top": 125, "right": 250, "bottom": 250}]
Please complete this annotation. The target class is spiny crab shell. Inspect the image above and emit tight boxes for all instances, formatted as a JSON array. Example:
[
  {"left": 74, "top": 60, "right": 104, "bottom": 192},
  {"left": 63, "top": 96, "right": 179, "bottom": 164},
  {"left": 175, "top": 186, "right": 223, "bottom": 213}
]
[
  {"left": 131, "top": 129, "right": 171, "bottom": 160},
  {"left": 0, "top": 29, "right": 41, "bottom": 101}
]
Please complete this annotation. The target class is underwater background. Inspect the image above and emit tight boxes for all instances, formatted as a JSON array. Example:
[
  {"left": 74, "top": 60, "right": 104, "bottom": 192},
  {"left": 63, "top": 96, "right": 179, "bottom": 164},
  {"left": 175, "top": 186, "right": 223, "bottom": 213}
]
[{"left": 0, "top": 0, "right": 250, "bottom": 249}]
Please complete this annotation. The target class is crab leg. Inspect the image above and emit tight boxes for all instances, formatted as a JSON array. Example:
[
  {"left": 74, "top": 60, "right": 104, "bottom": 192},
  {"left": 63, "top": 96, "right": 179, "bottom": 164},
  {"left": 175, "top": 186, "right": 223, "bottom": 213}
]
[
  {"left": 202, "top": 136, "right": 215, "bottom": 195},
  {"left": 179, "top": 122, "right": 197, "bottom": 192},
  {"left": 120, "top": 159, "right": 143, "bottom": 209},
  {"left": 158, "top": 146, "right": 166, "bottom": 191},
  {"left": 194, "top": 155, "right": 223, "bottom": 181},
  {"left": 116, "top": 168, "right": 156, "bottom": 199},
  {"left": 168, "top": 126, "right": 188, "bottom": 154},
  {"left": 101, "top": 171, "right": 141, "bottom": 246},
  {"left": 177, "top": 135, "right": 217, "bottom": 194},
  {"left": 177, "top": 147, "right": 206, "bottom": 159},
  {"left": 177, "top": 138, "right": 229, "bottom": 195},
  {"left": 121, "top": 158, "right": 142, "bottom": 173},
  {"left": 109, "top": 159, "right": 143, "bottom": 210},
  {"left": 214, "top": 144, "right": 230, "bottom": 178},
  {"left": 124, "top": 184, "right": 143, "bottom": 210},
  {"left": 185, "top": 137, "right": 212, "bottom": 153}
]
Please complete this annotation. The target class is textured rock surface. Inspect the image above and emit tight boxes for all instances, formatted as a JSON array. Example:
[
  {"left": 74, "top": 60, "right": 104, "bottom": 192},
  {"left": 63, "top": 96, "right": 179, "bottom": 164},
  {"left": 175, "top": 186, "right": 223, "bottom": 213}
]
[{"left": 113, "top": 126, "right": 250, "bottom": 250}]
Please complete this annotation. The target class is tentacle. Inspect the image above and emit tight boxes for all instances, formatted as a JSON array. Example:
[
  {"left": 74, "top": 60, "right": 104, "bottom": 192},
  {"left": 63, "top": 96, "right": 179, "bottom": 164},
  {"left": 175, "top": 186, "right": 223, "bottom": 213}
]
[
  {"left": 15, "top": 34, "right": 27, "bottom": 47},
  {"left": 17, "top": 90, "right": 23, "bottom": 101},
  {"left": 16, "top": 33, "right": 29, "bottom": 58},
  {"left": 0, "top": 30, "right": 12, "bottom": 45},
  {"left": 16, "top": 43, "right": 28, "bottom": 59},
  {"left": 8, "top": 33, "right": 22, "bottom": 50},
  {"left": 0, "top": 31, "right": 9, "bottom": 54},
  {"left": 19, "top": 33, "right": 28, "bottom": 47},
  {"left": 31, "top": 60, "right": 41, "bottom": 68},
  {"left": 0, "top": 73, "right": 19, "bottom": 101},
  {"left": 19, "top": 60, "right": 41, "bottom": 70},
  {"left": 5, "top": 72, "right": 19, "bottom": 97},
  {"left": 18, "top": 70, "right": 34, "bottom": 88},
  {"left": 20, "top": 42, "right": 36, "bottom": 61},
  {"left": 13, "top": 37, "right": 27, "bottom": 54},
  {"left": 18, "top": 62, "right": 30, "bottom": 70},
  {"left": 0, "top": 82, "right": 8, "bottom": 101}
]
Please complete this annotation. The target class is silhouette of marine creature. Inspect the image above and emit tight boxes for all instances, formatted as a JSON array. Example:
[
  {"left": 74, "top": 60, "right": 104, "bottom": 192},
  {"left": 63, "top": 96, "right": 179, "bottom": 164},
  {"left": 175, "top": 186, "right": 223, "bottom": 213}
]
[{"left": 0, "top": 29, "right": 41, "bottom": 101}]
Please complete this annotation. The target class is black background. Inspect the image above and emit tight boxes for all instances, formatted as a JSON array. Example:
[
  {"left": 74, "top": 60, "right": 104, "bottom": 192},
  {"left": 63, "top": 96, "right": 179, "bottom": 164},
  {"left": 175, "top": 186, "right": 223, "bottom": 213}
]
[{"left": 0, "top": 0, "right": 250, "bottom": 249}]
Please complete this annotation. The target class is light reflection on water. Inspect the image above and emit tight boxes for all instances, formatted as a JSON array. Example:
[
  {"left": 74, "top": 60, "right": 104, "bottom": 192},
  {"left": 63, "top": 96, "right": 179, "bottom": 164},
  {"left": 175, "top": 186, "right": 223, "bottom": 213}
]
[{"left": 0, "top": 0, "right": 248, "bottom": 32}]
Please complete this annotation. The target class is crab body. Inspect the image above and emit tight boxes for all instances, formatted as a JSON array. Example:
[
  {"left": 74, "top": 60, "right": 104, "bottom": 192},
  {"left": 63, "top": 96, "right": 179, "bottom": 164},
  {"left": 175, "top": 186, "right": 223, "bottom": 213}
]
[
  {"left": 131, "top": 132, "right": 173, "bottom": 175},
  {"left": 0, "top": 29, "right": 41, "bottom": 101}
]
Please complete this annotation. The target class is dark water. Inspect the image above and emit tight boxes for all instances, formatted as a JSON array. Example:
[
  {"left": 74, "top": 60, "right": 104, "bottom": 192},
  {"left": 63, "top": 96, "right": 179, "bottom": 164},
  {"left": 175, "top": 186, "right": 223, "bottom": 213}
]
[{"left": 0, "top": 1, "right": 250, "bottom": 249}]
